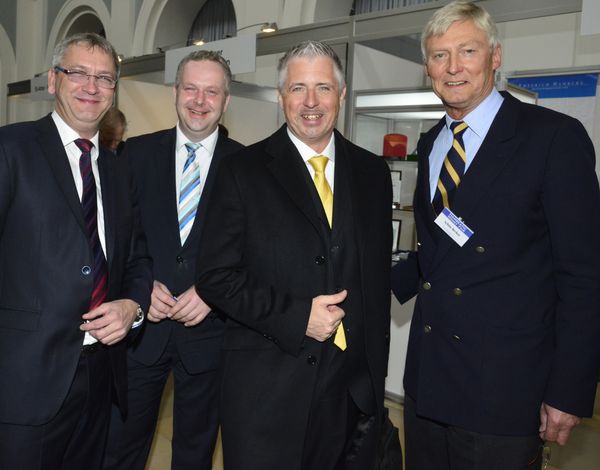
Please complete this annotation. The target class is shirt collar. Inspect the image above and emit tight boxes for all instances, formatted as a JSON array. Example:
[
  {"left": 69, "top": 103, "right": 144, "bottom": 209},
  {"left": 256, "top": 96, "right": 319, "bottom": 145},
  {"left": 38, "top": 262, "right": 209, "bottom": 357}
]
[
  {"left": 51, "top": 110, "right": 100, "bottom": 159},
  {"left": 176, "top": 124, "right": 219, "bottom": 155},
  {"left": 444, "top": 88, "right": 504, "bottom": 138},
  {"left": 286, "top": 127, "right": 336, "bottom": 163}
]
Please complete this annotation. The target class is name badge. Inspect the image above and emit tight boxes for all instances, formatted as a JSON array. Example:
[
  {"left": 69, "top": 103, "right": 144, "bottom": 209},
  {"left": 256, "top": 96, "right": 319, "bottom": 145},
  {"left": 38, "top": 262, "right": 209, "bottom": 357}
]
[{"left": 434, "top": 207, "right": 473, "bottom": 247}]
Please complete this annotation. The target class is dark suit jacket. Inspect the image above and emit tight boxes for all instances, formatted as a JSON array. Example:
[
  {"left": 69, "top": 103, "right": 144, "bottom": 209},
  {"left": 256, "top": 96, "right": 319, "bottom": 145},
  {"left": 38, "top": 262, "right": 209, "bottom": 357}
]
[
  {"left": 125, "top": 128, "right": 243, "bottom": 373},
  {"left": 398, "top": 91, "right": 600, "bottom": 435},
  {"left": 195, "top": 125, "right": 392, "bottom": 468},
  {"left": 0, "top": 115, "right": 152, "bottom": 426}
]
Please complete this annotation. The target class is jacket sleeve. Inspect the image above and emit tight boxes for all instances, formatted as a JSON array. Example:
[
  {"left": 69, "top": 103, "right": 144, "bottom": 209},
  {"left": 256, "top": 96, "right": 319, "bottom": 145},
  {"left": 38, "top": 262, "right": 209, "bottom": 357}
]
[
  {"left": 195, "top": 157, "right": 311, "bottom": 357},
  {"left": 541, "top": 115, "right": 600, "bottom": 417}
]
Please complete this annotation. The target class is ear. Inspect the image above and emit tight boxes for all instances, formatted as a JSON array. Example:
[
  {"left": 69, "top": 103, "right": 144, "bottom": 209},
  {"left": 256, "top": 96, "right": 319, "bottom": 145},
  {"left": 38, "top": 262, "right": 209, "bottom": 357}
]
[
  {"left": 47, "top": 68, "right": 57, "bottom": 95},
  {"left": 277, "top": 90, "right": 283, "bottom": 109},
  {"left": 339, "top": 85, "right": 347, "bottom": 104},
  {"left": 223, "top": 94, "right": 231, "bottom": 113},
  {"left": 423, "top": 63, "right": 430, "bottom": 78},
  {"left": 492, "top": 44, "right": 502, "bottom": 71}
]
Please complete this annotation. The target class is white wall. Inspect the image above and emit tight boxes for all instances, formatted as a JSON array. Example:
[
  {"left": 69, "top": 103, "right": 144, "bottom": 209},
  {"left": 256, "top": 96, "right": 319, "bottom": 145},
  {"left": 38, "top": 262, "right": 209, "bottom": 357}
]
[
  {"left": 118, "top": 79, "right": 177, "bottom": 137},
  {"left": 353, "top": 43, "right": 425, "bottom": 91},
  {"left": 222, "top": 95, "right": 280, "bottom": 146}
]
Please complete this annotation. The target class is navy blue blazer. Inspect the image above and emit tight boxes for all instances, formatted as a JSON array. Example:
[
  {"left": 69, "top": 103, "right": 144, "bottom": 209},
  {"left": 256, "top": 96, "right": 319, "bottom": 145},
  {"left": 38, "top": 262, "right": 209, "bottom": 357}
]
[
  {"left": 0, "top": 115, "right": 152, "bottom": 425},
  {"left": 125, "top": 127, "right": 243, "bottom": 373},
  {"left": 396, "top": 91, "right": 600, "bottom": 435}
]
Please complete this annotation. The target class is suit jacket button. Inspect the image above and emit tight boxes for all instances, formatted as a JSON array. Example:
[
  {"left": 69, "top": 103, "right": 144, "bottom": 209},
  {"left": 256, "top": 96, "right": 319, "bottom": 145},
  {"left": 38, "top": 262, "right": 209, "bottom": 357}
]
[
  {"left": 475, "top": 246, "right": 485, "bottom": 253},
  {"left": 307, "top": 354, "right": 318, "bottom": 365},
  {"left": 453, "top": 287, "right": 462, "bottom": 296},
  {"left": 315, "top": 255, "right": 326, "bottom": 265},
  {"left": 176, "top": 256, "right": 184, "bottom": 264},
  {"left": 81, "top": 265, "right": 91, "bottom": 275},
  {"left": 424, "top": 324, "right": 432, "bottom": 334},
  {"left": 452, "top": 334, "right": 461, "bottom": 341},
  {"left": 423, "top": 281, "right": 431, "bottom": 290}
]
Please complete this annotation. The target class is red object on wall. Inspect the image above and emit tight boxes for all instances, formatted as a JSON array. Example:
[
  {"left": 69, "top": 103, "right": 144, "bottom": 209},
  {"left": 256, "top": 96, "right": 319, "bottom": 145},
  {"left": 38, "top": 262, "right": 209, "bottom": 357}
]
[{"left": 383, "top": 134, "right": 408, "bottom": 158}]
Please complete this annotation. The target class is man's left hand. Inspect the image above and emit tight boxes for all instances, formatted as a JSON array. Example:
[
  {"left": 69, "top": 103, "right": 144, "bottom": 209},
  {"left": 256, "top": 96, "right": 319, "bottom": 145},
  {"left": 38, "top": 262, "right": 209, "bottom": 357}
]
[
  {"left": 168, "top": 286, "right": 211, "bottom": 327},
  {"left": 539, "top": 402, "right": 581, "bottom": 445},
  {"left": 80, "top": 299, "right": 138, "bottom": 345}
]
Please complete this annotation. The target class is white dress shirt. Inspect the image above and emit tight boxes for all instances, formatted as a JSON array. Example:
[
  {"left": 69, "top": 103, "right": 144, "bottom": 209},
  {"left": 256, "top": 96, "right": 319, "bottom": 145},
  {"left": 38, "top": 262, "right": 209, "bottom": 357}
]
[
  {"left": 287, "top": 128, "right": 336, "bottom": 193},
  {"left": 174, "top": 124, "right": 219, "bottom": 206}
]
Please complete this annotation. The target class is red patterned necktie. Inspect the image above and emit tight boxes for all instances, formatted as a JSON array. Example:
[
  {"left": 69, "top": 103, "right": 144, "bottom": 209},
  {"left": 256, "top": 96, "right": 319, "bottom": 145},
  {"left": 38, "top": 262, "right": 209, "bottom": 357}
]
[{"left": 75, "top": 138, "right": 108, "bottom": 310}]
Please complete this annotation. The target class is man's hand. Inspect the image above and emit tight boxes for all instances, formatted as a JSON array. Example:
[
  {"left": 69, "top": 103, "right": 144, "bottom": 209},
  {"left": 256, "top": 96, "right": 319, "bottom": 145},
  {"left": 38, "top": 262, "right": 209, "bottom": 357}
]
[
  {"left": 168, "top": 286, "right": 211, "bottom": 327},
  {"left": 539, "top": 402, "right": 581, "bottom": 445},
  {"left": 306, "top": 290, "right": 347, "bottom": 342},
  {"left": 80, "top": 299, "right": 138, "bottom": 345},
  {"left": 148, "top": 280, "right": 176, "bottom": 323}
]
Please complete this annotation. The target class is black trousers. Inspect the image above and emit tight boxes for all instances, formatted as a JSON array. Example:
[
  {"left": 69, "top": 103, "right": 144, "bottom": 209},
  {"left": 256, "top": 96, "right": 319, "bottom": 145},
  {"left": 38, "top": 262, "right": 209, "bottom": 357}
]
[
  {"left": 0, "top": 346, "right": 112, "bottom": 470},
  {"left": 103, "top": 335, "right": 219, "bottom": 470},
  {"left": 404, "top": 395, "right": 543, "bottom": 470}
]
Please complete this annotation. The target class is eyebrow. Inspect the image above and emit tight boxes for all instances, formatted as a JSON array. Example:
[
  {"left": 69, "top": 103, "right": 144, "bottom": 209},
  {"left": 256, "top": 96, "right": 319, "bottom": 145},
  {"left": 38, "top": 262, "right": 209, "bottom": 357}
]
[{"left": 64, "top": 64, "right": 116, "bottom": 76}]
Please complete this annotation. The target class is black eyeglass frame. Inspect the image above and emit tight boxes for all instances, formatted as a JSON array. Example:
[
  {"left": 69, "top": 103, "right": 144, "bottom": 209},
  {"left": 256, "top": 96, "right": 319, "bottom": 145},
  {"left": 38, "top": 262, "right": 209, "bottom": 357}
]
[{"left": 53, "top": 66, "right": 118, "bottom": 89}]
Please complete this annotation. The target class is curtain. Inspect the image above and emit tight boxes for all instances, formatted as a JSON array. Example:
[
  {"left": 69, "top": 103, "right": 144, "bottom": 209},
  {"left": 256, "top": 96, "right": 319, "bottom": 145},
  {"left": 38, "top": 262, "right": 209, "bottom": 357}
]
[
  {"left": 187, "top": 0, "right": 237, "bottom": 45},
  {"left": 353, "top": 0, "right": 438, "bottom": 15}
]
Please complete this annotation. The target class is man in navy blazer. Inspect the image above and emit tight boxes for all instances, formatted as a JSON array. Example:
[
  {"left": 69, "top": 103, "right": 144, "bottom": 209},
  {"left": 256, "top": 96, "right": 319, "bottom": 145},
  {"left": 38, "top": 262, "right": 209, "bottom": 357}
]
[
  {"left": 392, "top": 2, "right": 600, "bottom": 469},
  {"left": 0, "top": 33, "right": 152, "bottom": 470},
  {"left": 104, "top": 51, "right": 243, "bottom": 470}
]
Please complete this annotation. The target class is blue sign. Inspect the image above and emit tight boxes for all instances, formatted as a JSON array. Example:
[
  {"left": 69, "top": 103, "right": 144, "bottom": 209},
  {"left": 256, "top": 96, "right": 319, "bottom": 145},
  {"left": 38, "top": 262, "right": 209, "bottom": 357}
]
[{"left": 508, "top": 74, "right": 598, "bottom": 99}]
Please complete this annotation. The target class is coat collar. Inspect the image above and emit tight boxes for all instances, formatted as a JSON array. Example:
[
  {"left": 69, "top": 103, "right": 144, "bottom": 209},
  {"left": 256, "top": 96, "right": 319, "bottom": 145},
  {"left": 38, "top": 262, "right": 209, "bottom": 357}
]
[{"left": 265, "top": 125, "right": 324, "bottom": 234}]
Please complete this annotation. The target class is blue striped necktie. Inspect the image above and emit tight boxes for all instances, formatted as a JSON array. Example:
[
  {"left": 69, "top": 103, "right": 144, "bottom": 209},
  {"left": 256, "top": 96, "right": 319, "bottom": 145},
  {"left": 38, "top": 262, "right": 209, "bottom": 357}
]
[
  {"left": 75, "top": 138, "right": 108, "bottom": 310},
  {"left": 432, "top": 121, "right": 469, "bottom": 215},
  {"left": 178, "top": 142, "right": 201, "bottom": 244}
]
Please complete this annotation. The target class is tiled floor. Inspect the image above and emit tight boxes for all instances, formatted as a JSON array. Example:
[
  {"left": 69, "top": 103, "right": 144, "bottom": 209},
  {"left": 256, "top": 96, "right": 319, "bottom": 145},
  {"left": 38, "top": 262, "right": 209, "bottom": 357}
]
[{"left": 146, "top": 377, "right": 600, "bottom": 470}]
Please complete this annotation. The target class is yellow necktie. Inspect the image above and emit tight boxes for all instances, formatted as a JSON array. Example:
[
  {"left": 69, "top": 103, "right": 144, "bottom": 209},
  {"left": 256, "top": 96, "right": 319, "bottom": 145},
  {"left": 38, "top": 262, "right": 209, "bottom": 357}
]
[{"left": 308, "top": 156, "right": 346, "bottom": 351}]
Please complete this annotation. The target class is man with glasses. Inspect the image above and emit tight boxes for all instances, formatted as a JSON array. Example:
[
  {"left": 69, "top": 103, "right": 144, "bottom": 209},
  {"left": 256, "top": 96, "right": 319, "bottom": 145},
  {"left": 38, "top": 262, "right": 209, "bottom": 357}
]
[{"left": 0, "top": 33, "right": 152, "bottom": 470}]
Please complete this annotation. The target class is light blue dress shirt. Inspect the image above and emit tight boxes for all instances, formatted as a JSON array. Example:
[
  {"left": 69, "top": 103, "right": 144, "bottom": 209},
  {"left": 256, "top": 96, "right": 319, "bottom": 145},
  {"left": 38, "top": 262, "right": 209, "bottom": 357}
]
[{"left": 428, "top": 88, "right": 504, "bottom": 201}]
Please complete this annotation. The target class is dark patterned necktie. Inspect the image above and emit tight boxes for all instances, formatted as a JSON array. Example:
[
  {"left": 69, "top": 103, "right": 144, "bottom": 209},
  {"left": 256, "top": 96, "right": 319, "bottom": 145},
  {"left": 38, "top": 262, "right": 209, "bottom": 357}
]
[
  {"left": 75, "top": 138, "right": 108, "bottom": 310},
  {"left": 432, "top": 121, "right": 469, "bottom": 215}
]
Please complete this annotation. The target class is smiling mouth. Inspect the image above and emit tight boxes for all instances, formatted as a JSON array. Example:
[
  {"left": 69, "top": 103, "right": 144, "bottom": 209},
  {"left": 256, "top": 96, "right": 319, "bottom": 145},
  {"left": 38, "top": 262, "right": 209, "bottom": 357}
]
[
  {"left": 189, "top": 109, "right": 209, "bottom": 116},
  {"left": 446, "top": 81, "right": 467, "bottom": 86},
  {"left": 302, "top": 113, "right": 323, "bottom": 121}
]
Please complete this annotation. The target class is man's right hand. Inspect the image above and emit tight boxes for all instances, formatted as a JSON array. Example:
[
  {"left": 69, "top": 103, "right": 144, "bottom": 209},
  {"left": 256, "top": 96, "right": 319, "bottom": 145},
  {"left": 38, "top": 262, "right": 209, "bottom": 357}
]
[
  {"left": 306, "top": 290, "right": 347, "bottom": 342},
  {"left": 148, "top": 280, "right": 177, "bottom": 322}
]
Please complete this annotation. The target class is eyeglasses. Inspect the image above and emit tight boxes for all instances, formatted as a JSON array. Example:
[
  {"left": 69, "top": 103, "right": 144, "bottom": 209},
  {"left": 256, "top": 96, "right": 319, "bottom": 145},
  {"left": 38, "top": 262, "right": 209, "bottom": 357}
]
[{"left": 54, "top": 66, "right": 117, "bottom": 89}]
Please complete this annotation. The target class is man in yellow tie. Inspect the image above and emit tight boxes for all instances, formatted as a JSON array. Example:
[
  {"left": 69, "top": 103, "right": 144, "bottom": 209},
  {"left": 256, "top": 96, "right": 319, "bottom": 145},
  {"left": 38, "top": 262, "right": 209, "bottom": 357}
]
[{"left": 196, "top": 40, "right": 392, "bottom": 469}]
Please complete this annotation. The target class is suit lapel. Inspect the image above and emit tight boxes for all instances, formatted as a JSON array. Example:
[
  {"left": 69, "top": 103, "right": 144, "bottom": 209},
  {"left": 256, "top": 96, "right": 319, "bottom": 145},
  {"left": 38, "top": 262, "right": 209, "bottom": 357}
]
[
  {"left": 98, "top": 150, "right": 116, "bottom": 267},
  {"left": 266, "top": 126, "right": 322, "bottom": 234},
  {"left": 414, "top": 118, "right": 444, "bottom": 269},
  {"left": 332, "top": 131, "right": 356, "bottom": 242},
  {"left": 429, "top": 93, "right": 521, "bottom": 271},
  {"left": 37, "top": 115, "right": 86, "bottom": 235},
  {"left": 152, "top": 129, "right": 181, "bottom": 250}
]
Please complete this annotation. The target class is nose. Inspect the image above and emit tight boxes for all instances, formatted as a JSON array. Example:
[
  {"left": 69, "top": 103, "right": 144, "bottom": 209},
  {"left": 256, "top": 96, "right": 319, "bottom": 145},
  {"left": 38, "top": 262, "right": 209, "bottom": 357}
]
[
  {"left": 194, "top": 90, "right": 206, "bottom": 105},
  {"left": 447, "top": 53, "right": 461, "bottom": 74},
  {"left": 304, "top": 87, "right": 317, "bottom": 107},
  {"left": 82, "top": 75, "right": 100, "bottom": 93}
]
